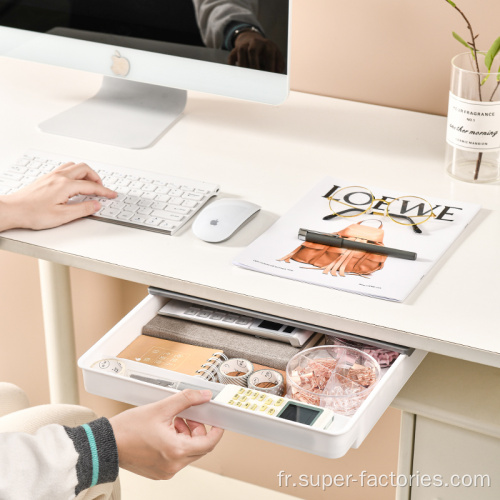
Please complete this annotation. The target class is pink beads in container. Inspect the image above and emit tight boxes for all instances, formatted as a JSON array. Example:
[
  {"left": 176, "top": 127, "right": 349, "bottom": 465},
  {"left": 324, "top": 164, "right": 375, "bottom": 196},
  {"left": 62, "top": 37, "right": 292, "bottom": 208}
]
[
  {"left": 286, "top": 346, "right": 380, "bottom": 416},
  {"left": 325, "top": 336, "right": 400, "bottom": 368}
]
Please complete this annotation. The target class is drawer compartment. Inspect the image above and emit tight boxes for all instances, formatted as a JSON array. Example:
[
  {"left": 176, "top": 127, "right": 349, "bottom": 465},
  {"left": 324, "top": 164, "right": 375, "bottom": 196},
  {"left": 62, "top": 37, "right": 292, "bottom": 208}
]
[{"left": 78, "top": 293, "right": 426, "bottom": 459}]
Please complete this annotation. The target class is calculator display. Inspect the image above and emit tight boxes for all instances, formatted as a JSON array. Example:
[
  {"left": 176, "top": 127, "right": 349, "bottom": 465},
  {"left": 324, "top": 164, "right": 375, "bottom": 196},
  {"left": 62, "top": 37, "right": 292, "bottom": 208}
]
[
  {"left": 277, "top": 402, "right": 322, "bottom": 426},
  {"left": 256, "top": 320, "right": 284, "bottom": 331}
]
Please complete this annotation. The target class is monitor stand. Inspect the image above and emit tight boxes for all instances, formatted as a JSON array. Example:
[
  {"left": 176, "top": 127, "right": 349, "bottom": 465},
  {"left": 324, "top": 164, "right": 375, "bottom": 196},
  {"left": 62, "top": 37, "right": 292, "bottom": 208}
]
[{"left": 39, "top": 77, "right": 187, "bottom": 149}]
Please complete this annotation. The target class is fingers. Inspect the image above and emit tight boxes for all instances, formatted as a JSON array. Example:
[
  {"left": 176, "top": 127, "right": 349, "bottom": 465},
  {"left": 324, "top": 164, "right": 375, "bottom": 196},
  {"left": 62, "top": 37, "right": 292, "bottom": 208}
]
[
  {"left": 56, "top": 162, "right": 104, "bottom": 185},
  {"left": 160, "top": 390, "right": 213, "bottom": 419},
  {"left": 184, "top": 419, "right": 207, "bottom": 437},
  {"left": 64, "top": 179, "right": 117, "bottom": 199},
  {"left": 173, "top": 417, "right": 192, "bottom": 436},
  {"left": 185, "top": 425, "right": 224, "bottom": 457},
  {"left": 50, "top": 200, "right": 101, "bottom": 228}
]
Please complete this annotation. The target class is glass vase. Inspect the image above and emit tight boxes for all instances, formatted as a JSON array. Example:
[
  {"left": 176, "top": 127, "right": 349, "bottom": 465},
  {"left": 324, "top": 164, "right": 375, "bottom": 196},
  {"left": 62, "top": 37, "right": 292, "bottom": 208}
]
[{"left": 445, "top": 52, "right": 500, "bottom": 183}]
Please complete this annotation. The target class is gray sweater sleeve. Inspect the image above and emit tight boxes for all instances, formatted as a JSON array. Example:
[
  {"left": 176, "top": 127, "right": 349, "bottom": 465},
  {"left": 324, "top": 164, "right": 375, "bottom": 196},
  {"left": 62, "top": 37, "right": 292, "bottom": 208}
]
[
  {"left": 192, "top": 0, "right": 262, "bottom": 48},
  {"left": 0, "top": 418, "right": 118, "bottom": 499},
  {"left": 64, "top": 417, "right": 119, "bottom": 496}
]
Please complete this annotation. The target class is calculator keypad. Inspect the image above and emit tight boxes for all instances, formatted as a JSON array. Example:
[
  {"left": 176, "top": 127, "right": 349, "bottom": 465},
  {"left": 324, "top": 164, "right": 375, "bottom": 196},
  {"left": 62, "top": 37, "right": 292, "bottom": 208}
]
[{"left": 225, "top": 389, "right": 286, "bottom": 414}]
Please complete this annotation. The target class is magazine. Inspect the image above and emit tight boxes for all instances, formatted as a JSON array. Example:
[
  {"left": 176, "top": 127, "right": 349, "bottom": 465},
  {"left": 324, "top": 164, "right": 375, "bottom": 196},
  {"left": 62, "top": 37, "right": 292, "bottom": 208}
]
[{"left": 234, "top": 178, "right": 481, "bottom": 302}]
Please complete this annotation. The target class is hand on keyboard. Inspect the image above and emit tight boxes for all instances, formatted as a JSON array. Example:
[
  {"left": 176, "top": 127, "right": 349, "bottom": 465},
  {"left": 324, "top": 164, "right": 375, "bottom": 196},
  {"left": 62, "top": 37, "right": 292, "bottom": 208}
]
[
  {"left": 0, "top": 151, "right": 219, "bottom": 235},
  {"left": 0, "top": 162, "right": 117, "bottom": 231}
]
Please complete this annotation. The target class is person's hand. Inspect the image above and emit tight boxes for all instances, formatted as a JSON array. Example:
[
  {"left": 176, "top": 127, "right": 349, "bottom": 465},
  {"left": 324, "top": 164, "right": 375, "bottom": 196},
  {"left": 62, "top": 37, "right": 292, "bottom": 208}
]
[
  {"left": 109, "top": 389, "right": 224, "bottom": 480},
  {"left": 229, "top": 31, "right": 285, "bottom": 73},
  {"left": 0, "top": 162, "right": 117, "bottom": 231}
]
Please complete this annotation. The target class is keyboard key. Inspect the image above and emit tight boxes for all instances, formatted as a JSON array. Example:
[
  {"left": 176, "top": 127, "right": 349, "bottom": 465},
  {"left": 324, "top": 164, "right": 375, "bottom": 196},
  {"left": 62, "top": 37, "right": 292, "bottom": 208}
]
[
  {"left": 151, "top": 202, "right": 167, "bottom": 210},
  {"left": 183, "top": 193, "right": 204, "bottom": 201},
  {"left": 124, "top": 196, "right": 140, "bottom": 205},
  {"left": 117, "top": 211, "right": 134, "bottom": 220},
  {"left": 158, "top": 221, "right": 178, "bottom": 231},
  {"left": 138, "top": 199, "right": 153, "bottom": 208},
  {"left": 168, "top": 189, "right": 183, "bottom": 197},
  {"left": 100, "top": 208, "right": 121, "bottom": 217},
  {"left": 123, "top": 204, "right": 139, "bottom": 213},
  {"left": 166, "top": 205, "right": 191, "bottom": 215},
  {"left": 131, "top": 215, "right": 148, "bottom": 224},
  {"left": 128, "top": 189, "right": 143, "bottom": 197},
  {"left": 145, "top": 217, "right": 163, "bottom": 226},
  {"left": 164, "top": 213, "right": 184, "bottom": 222},
  {"left": 168, "top": 197, "right": 183, "bottom": 205},
  {"left": 137, "top": 207, "right": 153, "bottom": 215},
  {"left": 155, "top": 194, "right": 171, "bottom": 203}
]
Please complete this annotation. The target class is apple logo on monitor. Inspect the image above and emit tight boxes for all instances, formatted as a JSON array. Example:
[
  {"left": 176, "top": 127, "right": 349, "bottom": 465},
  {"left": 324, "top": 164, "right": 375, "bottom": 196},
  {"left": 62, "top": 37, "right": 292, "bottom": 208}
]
[{"left": 111, "top": 50, "right": 130, "bottom": 77}]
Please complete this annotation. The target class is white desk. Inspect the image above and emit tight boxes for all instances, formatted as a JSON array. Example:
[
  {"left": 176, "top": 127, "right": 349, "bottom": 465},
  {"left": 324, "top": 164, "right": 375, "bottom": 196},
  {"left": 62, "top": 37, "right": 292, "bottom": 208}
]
[
  {"left": 2, "top": 58, "right": 500, "bottom": 495},
  {"left": 1, "top": 57, "right": 499, "bottom": 368}
]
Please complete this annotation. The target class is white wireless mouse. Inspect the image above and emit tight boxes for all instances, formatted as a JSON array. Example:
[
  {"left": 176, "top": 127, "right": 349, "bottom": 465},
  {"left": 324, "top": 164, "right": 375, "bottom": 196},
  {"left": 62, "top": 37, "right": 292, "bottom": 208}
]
[{"left": 192, "top": 199, "right": 261, "bottom": 243}]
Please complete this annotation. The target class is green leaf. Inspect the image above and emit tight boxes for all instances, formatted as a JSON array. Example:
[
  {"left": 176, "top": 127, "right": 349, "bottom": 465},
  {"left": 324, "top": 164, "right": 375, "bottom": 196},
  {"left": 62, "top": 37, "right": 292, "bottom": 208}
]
[
  {"left": 485, "top": 37, "right": 500, "bottom": 71},
  {"left": 452, "top": 31, "right": 473, "bottom": 51},
  {"left": 447, "top": 0, "right": 456, "bottom": 7}
]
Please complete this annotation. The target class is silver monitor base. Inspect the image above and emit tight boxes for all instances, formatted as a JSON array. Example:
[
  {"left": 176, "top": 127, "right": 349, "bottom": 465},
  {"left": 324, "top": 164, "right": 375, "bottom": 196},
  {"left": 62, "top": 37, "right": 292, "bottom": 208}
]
[{"left": 39, "top": 77, "right": 187, "bottom": 149}]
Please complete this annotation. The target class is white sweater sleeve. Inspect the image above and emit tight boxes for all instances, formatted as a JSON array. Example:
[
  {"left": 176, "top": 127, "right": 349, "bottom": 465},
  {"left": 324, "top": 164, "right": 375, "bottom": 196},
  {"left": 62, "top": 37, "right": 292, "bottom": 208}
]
[
  {"left": 0, "top": 418, "right": 118, "bottom": 499},
  {"left": 192, "top": 0, "right": 262, "bottom": 48},
  {"left": 0, "top": 424, "right": 79, "bottom": 499}
]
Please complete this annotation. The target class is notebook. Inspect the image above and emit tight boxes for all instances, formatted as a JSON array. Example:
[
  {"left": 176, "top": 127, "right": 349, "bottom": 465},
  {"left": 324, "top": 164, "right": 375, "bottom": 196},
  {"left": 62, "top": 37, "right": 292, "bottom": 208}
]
[{"left": 117, "top": 335, "right": 226, "bottom": 381}]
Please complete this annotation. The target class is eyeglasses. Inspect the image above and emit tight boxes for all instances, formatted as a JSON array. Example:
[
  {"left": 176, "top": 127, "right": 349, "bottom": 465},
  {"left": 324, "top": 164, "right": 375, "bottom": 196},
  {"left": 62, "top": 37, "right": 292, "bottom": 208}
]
[{"left": 325, "top": 186, "right": 436, "bottom": 234}]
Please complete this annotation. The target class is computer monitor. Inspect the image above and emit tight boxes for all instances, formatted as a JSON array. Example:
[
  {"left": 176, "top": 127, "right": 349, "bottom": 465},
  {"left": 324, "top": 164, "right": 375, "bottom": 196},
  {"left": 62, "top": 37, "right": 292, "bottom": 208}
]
[{"left": 0, "top": 0, "right": 290, "bottom": 148}]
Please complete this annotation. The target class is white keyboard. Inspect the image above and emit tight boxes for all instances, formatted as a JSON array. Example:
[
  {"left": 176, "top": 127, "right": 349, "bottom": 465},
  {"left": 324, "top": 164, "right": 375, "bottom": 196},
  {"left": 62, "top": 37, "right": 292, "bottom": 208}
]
[{"left": 0, "top": 151, "right": 219, "bottom": 235}]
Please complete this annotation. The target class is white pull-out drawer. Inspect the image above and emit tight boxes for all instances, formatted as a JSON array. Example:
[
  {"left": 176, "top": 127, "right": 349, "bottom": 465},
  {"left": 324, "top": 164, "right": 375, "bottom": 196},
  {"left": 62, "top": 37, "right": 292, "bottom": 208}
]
[{"left": 78, "top": 293, "right": 426, "bottom": 459}]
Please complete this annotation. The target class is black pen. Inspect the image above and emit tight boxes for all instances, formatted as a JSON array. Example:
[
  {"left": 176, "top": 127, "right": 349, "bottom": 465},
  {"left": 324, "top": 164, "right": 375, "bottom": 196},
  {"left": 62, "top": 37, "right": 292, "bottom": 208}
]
[{"left": 298, "top": 228, "right": 417, "bottom": 261}]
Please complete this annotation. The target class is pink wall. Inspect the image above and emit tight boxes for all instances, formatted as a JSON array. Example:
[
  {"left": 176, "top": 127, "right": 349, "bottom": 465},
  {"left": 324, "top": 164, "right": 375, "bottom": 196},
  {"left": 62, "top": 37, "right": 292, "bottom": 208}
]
[{"left": 290, "top": 0, "right": 500, "bottom": 115}]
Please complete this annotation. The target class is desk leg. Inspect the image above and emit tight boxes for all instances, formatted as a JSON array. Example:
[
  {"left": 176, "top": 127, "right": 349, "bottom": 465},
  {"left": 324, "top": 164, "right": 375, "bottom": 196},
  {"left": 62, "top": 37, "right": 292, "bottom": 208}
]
[
  {"left": 38, "top": 260, "right": 79, "bottom": 405},
  {"left": 396, "top": 411, "right": 416, "bottom": 500}
]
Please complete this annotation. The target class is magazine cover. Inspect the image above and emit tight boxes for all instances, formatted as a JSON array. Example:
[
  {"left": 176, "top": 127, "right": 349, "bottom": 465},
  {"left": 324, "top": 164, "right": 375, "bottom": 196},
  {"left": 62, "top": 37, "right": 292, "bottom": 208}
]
[{"left": 234, "top": 178, "right": 481, "bottom": 302}]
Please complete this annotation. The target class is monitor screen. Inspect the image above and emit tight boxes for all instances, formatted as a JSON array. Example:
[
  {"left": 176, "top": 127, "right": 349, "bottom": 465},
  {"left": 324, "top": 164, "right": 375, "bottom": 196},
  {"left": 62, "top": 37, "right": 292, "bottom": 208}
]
[
  {"left": 0, "top": 0, "right": 289, "bottom": 97},
  {"left": 0, "top": 1, "right": 290, "bottom": 147}
]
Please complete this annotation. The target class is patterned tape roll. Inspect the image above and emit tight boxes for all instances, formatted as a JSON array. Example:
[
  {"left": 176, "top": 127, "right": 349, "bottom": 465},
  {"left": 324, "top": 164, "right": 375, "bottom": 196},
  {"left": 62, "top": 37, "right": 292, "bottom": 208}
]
[
  {"left": 91, "top": 359, "right": 127, "bottom": 376},
  {"left": 217, "top": 358, "right": 254, "bottom": 386},
  {"left": 248, "top": 369, "right": 284, "bottom": 396}
]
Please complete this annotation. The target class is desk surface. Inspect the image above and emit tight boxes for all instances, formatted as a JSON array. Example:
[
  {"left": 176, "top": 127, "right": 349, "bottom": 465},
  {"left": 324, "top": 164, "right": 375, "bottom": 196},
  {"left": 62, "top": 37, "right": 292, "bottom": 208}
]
[{"left": 1, "top": 58, "right": 499, "bottom": 368}]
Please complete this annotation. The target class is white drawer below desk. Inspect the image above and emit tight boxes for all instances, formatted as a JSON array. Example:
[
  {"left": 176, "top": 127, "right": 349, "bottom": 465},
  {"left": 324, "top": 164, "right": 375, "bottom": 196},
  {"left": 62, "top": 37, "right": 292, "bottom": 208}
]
[{"left": 78, "top": 293, "right": 427, "bottom": 459}]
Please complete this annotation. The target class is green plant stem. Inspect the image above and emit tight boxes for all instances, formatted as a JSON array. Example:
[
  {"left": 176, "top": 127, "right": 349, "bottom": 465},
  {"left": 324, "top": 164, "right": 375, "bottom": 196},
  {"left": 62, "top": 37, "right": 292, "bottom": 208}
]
[
  {"left": 445, "top": 0, "right": 484, "bottom": 180},
  {"left": 490, "top": 81, "right": 500, "bottom": 101}
]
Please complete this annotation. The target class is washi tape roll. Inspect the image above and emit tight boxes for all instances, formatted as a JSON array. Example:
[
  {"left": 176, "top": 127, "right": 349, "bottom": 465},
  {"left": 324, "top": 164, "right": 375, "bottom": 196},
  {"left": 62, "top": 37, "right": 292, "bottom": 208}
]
[
  {"left": 248, "top": 369, "right": 284, "bottom": 396},
  {"left": 217, "top": 358, "right": 254, "bottom": 386},
  {"left": 91, "top": 358, "right": 127, "bottom": 376}
]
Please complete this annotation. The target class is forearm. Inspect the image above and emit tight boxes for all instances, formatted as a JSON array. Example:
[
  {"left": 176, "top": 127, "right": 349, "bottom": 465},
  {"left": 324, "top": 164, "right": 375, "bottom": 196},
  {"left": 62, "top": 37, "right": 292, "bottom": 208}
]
[
  {"left": 0, "top": 196, "right": 22, "bottom": 232},
  {"left": 193, "top": 0, "right": 262, "bottom": 48}
]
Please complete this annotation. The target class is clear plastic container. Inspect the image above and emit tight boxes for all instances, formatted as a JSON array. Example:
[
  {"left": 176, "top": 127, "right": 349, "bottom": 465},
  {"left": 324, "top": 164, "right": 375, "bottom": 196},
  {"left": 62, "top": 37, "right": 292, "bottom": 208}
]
[
  {"left": 324, "top": 336, "right": 400, "bottom": 368},
  {"left": 286, "top": 345, "right": 381, "bottom": 416}
]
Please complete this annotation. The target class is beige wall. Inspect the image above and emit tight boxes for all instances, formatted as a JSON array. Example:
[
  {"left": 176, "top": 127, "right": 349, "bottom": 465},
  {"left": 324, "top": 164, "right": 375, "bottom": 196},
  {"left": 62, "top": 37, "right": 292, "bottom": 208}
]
[
  {"left": 290, "top": 0, "right": 500, "bottom": 115},
  {"left": 4, "top": 1, "right": 498, "bottom": 497}
]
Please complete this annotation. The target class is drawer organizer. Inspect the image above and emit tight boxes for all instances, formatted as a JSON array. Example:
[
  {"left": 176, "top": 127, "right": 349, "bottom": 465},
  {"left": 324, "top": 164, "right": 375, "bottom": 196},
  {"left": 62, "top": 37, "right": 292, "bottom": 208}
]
[{"left": 78, "top": 288, "right": 426, "bottom": 459}]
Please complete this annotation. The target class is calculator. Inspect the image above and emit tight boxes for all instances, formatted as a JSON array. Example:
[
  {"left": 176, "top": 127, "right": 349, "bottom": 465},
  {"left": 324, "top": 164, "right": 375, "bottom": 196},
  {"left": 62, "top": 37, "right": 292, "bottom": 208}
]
[
  {"left": 213, "top": 384, "right": 335, "bottom": 430},
  {"left": 159, "top": 299, "right": 316, "bottom": 346}
]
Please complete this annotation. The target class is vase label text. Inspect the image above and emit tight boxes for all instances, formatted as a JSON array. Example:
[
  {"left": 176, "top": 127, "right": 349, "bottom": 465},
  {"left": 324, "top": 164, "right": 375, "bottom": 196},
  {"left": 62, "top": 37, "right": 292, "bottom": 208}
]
[{"left": 446, "top": 92, "right": 500, "bottom": 152}]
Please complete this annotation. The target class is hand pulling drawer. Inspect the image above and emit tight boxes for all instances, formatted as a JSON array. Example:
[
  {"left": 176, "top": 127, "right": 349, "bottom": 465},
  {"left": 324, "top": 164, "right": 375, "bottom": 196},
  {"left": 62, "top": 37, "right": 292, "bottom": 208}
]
[{"left": 78, "top": 292, "right": 427, "bottom": 459}]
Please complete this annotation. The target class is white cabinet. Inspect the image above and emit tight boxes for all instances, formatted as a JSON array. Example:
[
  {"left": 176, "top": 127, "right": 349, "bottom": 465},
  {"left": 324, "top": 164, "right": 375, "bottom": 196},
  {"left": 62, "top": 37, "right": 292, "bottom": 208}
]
[{"left": 410, "top": 416, "right": 500, "bottom": 500}]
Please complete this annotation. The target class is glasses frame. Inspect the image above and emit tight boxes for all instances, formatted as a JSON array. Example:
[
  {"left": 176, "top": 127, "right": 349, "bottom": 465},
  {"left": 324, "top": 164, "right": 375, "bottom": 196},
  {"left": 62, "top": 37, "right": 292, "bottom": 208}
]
[{"left": 327, "top": 186, "right": 436, "bottom": 230}]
